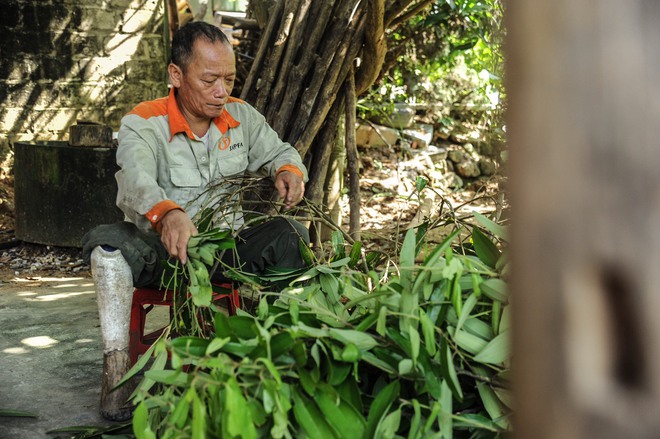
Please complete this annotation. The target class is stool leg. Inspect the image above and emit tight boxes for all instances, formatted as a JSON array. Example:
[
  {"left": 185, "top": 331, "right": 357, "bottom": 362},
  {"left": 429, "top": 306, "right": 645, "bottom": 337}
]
[
  {"left": 229, "top": 287, "right": 240, "bottom": 315},
  {"left": 91, "top": 246, "right": 135, "bottom": 421}
]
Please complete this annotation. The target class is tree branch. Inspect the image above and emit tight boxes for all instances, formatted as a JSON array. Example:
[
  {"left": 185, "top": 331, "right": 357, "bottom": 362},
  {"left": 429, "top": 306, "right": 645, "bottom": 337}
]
[
  {"left": 240, "top": 0, "right": 285, "bottom": 102},
  {"left": 305, "top": 95, "right": 345, "bottom": 206},
  {"left": 386, "top": 0, "right": 433, "bottom": 29},
  {"left": 345, "top": 71, "right": 361, "bottom": 240},
  {"left": 354, "top": 0, "right": 387, "bottom": 95},
  {"left": 269, "top": 0, "right": 338, "bottom": 134},
  {"left": 289, "top": 0, "right": 366, "bottom": 153},
  {"left": 253, "top": 0, "right": 302, "bottom": 112},
  {"left": 167, "top": 0, "right": 180, "bottom": 39},
  {"left": 383, "top": 0, "right": 415, "bottom": 28}
]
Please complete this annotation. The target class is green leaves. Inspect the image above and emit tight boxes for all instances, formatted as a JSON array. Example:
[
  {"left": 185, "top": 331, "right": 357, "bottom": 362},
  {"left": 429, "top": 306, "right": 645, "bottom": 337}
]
[
  {"left": 473, "top": 211, "right": 507, "bottom": 240},
  {"left": 184, "top": 228, "right": 236, "bottom": 308},
  {"left": 400, "top": 229, "right": 420, "bottom": 333},
  {"left": 481, "top": 278, "right": 508, "bottom": 303},
  {"left": 133, "top": 402, "right": 156, "bottom": 439},
  {"left": 224, "top": 378, "right": 257, "bottom": 439},
  {"left": 293, "top": 388, "right": 338, "bottom": 439},
  {"left": 365, "top": 380, "right": 401, "bottom": 439},
  {"left": 131, "top": 218, "right": 511, "bottom": 438},
  {"left": 440, "top": 338, "right": 463, "bottom": 401},
  {"left": 327, "top": 328, "right": 378, "bottom": 352},
  {"left": 471, "top": 226, "right": 500, "bottom": 268},
  {"left": 473, "top": 331, "right": 510, "bottom": 365},
  {"left": 314, "top": 383, "right": 366, "bottom": 439}
]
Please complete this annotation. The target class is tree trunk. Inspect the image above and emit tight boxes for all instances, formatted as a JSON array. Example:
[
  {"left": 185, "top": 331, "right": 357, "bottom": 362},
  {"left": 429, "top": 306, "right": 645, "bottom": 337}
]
[
  {"left": 344, "top": 70, "right": 360, "bottom": 240},
  {"left": 321, "top": 117, "right": 346, "bottom": 241},
  {"left": 239, "top": 0, "right": 422, "bottom": 238},
  {"left": 508, "top": 1, "right": 660, "bottom": 438},
  {"left": 167, "top": 0, "right": 180, "bottom": 38}
]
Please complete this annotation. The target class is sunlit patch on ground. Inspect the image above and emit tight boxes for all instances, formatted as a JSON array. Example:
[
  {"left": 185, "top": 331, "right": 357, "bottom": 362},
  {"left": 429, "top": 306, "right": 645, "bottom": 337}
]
[
  {"left": 12, "top": 276, "right": 86, "bottom": 283},
  {"left": 21, "top": 335, "right": 59, "bottom": 348},
  {"left": 3, "top": 347, "right": 28, "bottom": 354},
  {"left": 33, "top": 291, "right": 95, "bottom": 301}
]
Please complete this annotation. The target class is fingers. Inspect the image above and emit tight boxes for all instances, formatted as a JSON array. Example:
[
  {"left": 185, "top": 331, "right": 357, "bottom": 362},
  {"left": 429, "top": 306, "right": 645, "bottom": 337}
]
[
  {"left": 159, "top": 209, "right": 198, "bottom": 264},
  {"left": 274, "top": 175, "right": 288, "bottom": 199},
  {"left": 286, "top": 179, "right": 304, "bottom": 207},
  {"left": 275, "top": 172, "right": 305, "bottom": 208}
]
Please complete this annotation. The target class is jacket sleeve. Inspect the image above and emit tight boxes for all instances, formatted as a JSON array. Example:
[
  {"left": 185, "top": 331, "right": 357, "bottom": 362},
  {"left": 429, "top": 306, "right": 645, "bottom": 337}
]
[
  {"left": 242, "top": 104, "right": 309, "bottom": 181},
  {"left": 115, "top": 114, "right": 178, "bottom": 228}
]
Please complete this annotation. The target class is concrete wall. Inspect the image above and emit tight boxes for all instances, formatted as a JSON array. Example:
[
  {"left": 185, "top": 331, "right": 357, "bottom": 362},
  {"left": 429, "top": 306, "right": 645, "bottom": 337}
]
[{"left": 0, "top": 0, "right": 168, "bottom": 158}]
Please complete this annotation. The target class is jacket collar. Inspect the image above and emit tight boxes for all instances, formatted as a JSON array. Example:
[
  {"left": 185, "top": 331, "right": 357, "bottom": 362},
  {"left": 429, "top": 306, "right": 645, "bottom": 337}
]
[{"left": 167, "top": 88, "right": 241, "bottom": 141}]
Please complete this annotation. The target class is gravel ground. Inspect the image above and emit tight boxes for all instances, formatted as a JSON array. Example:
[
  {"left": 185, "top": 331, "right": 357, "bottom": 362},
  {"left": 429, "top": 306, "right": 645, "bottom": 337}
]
[{"left": 0, "top": 241, "right": 90, "bottom": 280}]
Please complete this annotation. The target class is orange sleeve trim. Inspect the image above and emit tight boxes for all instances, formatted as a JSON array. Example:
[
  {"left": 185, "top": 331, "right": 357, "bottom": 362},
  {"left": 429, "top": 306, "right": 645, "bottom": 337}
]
[
  {"left": 276, "top": 164, "right": 304, "bottom": 178},
  {"left": 145, "top": 200, "right": 184, "bottom": 231}
]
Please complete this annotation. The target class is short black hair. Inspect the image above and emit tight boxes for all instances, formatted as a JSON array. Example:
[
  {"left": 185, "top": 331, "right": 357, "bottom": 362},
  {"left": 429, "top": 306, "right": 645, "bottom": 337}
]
[{"left": 170, "top": 21, "right": 230, "bottom": 71}]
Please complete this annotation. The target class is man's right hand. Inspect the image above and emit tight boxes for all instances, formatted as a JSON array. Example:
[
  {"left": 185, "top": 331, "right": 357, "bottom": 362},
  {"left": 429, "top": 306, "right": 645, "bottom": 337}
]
[{"left": 159, "top": 209, "right": 198, "bottom": 264}]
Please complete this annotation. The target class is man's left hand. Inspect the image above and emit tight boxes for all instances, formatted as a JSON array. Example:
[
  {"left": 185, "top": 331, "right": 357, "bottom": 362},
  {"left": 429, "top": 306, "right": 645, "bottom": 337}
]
[{"left": 275, "top": 171, "right": 305, "bottom": 209}]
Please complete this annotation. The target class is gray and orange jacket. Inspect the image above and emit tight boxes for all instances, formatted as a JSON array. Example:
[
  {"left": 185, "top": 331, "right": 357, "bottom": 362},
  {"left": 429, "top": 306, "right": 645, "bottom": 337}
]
[{"left": 115, "top": 88, "right": 307, "bottom": 233}]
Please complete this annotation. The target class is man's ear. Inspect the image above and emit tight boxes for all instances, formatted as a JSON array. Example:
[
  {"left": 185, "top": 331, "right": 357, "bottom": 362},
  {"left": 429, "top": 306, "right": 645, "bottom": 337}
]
[{"left": 168, "top": 63, "right": 183, "bottom": 88}]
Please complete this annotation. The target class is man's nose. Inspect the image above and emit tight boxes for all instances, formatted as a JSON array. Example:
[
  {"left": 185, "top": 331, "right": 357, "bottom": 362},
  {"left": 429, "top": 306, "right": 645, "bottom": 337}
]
[{"left": 213, "top": 81, "right": 228, "bottom": 98}]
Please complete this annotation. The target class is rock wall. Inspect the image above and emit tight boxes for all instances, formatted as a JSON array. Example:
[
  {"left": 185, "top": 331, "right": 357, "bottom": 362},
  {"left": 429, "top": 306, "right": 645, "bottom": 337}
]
[{"left": 0, "top": 0, "right": 168, "bottom": 157}]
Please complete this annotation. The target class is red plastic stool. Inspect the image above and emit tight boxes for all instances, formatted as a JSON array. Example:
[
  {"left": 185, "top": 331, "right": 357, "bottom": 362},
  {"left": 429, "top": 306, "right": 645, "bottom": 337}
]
[{"left": 128, "top": 283, "right": 239, "bottom": 365}]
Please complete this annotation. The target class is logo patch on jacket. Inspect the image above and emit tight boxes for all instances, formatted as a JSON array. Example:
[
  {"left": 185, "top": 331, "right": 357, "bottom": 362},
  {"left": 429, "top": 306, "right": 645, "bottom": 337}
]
[
  {"left": 219, "top": 137, "right": 231, "bottom": 150},
  {"left": 229, "top": 142, "right": 243, "bottom": 151}
]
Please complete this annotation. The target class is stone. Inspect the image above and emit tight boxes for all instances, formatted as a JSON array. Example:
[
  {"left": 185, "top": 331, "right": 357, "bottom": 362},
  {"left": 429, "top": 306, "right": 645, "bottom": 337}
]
[
  {"left": 445, "top": 172, "right": 464, "bottom": 189},
  {"left": 448, "top": 149, "right": 468, "bottom": 163},
  {"left": 425, "top": 144, "right": 448, "bottom": 162},
  {"left": 355, "top": 122, "right": 400, "bottom": 147},
  {"left": 456, "top": 159, "right": 481, "bottom": 178},
  {"left": 479, "top": 157, "right": 498, "bottom": 176},
  {"left": 1, "top": 1, "right": 165, "bottom": 152},
  {"left": 475, "top": 140, "right": 495, "bottom": 156},
  {"left": 369, "top": 103, "right": 415, "bottom": 129},
  {"left": 463, "top": 142, "right": 477, "bottom": 154},
  {"left": 402, "top": 123, "right": 434, "bottom": 149}
]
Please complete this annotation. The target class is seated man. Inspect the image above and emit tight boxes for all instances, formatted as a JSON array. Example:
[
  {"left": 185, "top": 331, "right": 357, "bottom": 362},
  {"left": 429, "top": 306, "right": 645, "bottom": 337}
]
[{"left": 83, "top": 21, "right": 309, "bottom": 421}]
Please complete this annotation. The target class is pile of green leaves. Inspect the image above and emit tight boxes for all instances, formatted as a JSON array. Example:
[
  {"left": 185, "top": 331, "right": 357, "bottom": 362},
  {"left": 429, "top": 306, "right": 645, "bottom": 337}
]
[{"left": 127, "top": 210, "right": 510, "bottom": 438}]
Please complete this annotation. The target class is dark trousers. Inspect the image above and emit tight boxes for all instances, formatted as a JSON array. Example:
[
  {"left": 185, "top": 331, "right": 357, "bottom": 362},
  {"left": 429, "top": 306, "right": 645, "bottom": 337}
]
[
  {"left": 82, "top": 218, "right": 309, "bottom": 288},
  {"left": 215, "top": 217, "right": 310, "bottom": 282}
]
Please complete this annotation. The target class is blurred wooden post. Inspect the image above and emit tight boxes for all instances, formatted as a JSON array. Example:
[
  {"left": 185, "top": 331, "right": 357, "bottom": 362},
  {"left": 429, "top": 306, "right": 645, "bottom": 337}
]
[{"left": 507, "top": 1, "right": 660, "bottom": 438}]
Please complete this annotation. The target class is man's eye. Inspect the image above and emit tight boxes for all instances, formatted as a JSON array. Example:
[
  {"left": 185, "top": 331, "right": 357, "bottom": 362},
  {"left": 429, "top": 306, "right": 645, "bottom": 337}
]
[{"left": 202, "top": 79, "right": 214, "bottom": 85}]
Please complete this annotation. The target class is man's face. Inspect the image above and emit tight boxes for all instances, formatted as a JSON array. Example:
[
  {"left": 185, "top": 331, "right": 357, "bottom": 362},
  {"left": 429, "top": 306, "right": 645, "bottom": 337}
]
[{"left": 169, "top": 38, "right": 236, "bottom": 122}]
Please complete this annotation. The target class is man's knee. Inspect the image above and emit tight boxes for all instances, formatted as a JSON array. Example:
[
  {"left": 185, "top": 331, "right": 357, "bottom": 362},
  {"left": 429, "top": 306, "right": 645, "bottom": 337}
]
[{"left": 270, "top": 217, "right": 310, "bottom": 244}]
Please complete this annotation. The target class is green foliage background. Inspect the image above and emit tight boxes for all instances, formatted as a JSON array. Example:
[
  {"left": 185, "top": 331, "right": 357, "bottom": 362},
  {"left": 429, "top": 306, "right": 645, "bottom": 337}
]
[{"left": 362, "top": 0, "right": 505, "bottom": 150}]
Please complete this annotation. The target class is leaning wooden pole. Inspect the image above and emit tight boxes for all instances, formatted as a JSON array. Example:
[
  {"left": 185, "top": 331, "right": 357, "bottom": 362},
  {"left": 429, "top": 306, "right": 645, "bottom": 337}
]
[
  {"left": 167, "top": 0, "right": 179, "bottom": 38},
  {"left": 344, "top": 71, "right": 360, "bottom": 240},
  {"left": 508, "top": 1, "right": 660, "bottom": 438}
]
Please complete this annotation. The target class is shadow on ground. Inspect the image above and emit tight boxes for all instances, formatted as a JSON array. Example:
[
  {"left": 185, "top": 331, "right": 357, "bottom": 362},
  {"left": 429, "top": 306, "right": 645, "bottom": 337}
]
[{"left": 0, "top": 275, "right": 120, "bottom": 438}]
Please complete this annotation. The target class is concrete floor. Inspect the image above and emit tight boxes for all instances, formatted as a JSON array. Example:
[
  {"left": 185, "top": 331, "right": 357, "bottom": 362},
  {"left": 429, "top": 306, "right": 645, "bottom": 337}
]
[{"left": 0, "top": 275, "right": 168, "bottom": 438}]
